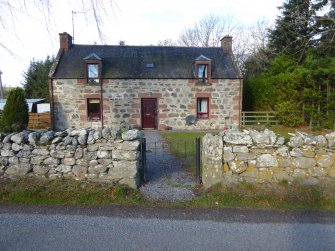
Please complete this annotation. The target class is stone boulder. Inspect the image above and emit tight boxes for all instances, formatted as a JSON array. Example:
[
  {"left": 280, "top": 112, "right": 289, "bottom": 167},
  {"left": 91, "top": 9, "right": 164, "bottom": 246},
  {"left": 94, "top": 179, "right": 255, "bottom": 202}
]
[
  {"left": 256, "top": 154, "right": 278, "bottom": 168},
  {"left": 264, "top": 129, "right": 277, "bottom": 145},
  {"left": 315, "top": 154, "right": 334, "bottom": 168},
  {"left": 250, "top": 130, "right": 270, "bottom": 145},
  {"left": 315, "top": 135, "right": 327, "bottom": 147},
  {"left": 223, "top": 130, "right": 252, "bottom": 145},
  {"left": 5, "top": 164, "right": 32, "bottom": 176},
  {"left": 72, "top": 165, "right": 87, "bottom": 177},
  {"left": 87, "top": 130, "right": 95, "bottom": 145},
  {"left": 292, "top": 157, "right": 316, "bottom": 169},
  {"left": 325, "top": 132, "right": 335, "bottom": 148},
  {"left": 3, "top": 133, "right": 14, "bottom": 143},
  {"left": 114, "top": 140, "right": 140, "bottom": 151},
  {"left": 11, "top": 133, "right": 24, "bottom": 144},
  {"left": 288, "top": 135, "right": 304, "bottom": 148},
  {"left": 275, "top": 137, "right": 285, "bottom": 145},
  {"left": 122, "top": 130, "right": 141, "bottom": 141},
  {"left": 39, "top": 131, "right": 55, "bottom": 144},
  {"left": 55, "top": 131, "right": 68, "bottom": 138},
  {"left": 28, "top": 132, "right": 41, "bottom": 145},
  {"left": 102, "top": 127, "right": 111, "bottom": 139},
  {"left": 228, "top": 160, "right": 247, "bottom": 174},
  {"left": 112, "top": 128, "right": 122, "bottom": 139},
  {"left": 223, "top": 146, "right": 234, "bottom": 162}
]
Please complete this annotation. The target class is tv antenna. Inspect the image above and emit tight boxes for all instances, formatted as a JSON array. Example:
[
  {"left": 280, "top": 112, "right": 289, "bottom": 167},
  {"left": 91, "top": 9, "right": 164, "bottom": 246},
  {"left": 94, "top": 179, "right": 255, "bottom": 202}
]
[{"left": 72, "top": 10, "right": 87, "bottom": 44}]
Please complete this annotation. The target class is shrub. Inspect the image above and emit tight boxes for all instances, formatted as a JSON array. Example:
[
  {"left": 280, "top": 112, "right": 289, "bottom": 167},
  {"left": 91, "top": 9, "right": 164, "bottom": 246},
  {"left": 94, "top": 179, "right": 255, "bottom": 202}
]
[
  {"left": 0, "top": 87, "right": 29, "bottom": 132},
  {"left": 276, "top": 101, "right": 304, "bottom": 127}
]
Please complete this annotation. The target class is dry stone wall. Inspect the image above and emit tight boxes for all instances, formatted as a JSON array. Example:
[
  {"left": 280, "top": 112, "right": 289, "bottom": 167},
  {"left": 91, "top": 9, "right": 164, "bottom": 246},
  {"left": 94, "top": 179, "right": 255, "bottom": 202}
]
[
  {"left": 0, "top": 128, "right": 142, "bottom": 189},
  {"left": 202, "top": 129, "right": 335, "bottom": 188}
]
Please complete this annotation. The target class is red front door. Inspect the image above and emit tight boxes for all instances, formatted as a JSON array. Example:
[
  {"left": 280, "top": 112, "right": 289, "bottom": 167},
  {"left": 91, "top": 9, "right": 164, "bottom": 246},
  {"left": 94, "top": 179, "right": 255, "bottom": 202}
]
[{"left": 141, "top": 98, "right": 157, "bottom": 129}]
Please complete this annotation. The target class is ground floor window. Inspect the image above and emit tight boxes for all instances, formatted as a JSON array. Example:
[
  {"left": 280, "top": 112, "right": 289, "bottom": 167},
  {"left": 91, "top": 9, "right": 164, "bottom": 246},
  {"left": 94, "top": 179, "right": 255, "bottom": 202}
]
[
  {"left": 87, "top": 98, "right": 101, "bottom": 120},
  {"left": 197, "top": 97, "right": 209, "bottom": 119}
]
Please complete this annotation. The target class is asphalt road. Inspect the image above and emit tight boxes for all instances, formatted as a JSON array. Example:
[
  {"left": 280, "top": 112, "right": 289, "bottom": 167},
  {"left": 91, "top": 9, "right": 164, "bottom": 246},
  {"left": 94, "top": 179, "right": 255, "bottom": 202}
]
[{"left": 1, "top": 204, "right": 335, "bottom": 251}]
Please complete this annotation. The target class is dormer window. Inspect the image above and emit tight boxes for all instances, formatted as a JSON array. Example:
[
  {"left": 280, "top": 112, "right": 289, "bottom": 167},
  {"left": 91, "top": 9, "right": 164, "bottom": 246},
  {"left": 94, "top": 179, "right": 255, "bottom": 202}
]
[
  {"left": 87, "top": 64, "right": 99, "bottom": 83},
  {"left": 84, "top": 53, "right": 102, "bottom": 84},
  {"left": 195, "top": 55, "right": 211, "bottom": 84},
  {"left": 197, "top": 64, "right": 208, "bottom": 82}
]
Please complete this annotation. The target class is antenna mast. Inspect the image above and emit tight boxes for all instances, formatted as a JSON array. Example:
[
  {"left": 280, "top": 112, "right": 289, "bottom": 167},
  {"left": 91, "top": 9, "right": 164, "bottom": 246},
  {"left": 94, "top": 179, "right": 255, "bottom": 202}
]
[
  {"left": 0, "top": 70, "right": 4, "bottom": 99},
  {"left": 72, "top": 10, "right": 87, "bottom": 44}
]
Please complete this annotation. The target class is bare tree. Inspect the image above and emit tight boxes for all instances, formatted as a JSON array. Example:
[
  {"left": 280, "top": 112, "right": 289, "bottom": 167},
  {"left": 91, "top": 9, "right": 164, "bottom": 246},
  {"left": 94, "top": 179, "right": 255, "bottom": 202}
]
[
  {"left": 236, "top": 19, "right": 273, "bottom": 73},
  {"left": 177, "top": 14, "right": 272, "bottom": 71},
  {"left": 157, "top": 39, "right": 176, "bottom": 46},
  {"left": 0, "top": 0, "right": 115, "bottom": 53},
  {"left": 178, "top": 14, "right": 240, "bottom": 47}
]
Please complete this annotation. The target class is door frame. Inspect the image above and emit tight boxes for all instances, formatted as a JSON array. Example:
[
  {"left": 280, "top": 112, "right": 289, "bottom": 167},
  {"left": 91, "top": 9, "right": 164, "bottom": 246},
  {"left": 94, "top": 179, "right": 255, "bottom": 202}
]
[{"left": 141, "top": 98, "right": 158, "bottom": 129}]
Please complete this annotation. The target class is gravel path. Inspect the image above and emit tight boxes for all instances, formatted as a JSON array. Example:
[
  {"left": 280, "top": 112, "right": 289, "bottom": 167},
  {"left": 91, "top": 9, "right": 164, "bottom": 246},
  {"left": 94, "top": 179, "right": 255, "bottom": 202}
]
[{"left": 139, "top": 130, "right": 196, "bottom": 202}]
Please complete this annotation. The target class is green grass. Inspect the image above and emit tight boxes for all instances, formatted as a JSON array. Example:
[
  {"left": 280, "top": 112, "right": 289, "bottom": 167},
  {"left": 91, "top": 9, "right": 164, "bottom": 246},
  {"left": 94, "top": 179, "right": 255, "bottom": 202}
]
[
  {"left": 0, "top": 177, "right": 143, "bottom": 205},
  {"left": 1, "top": 177, "right": 335, "bottom": 211},
  {"left": 182, "top": 182, "right": 335, "bottom": 211},
  {"left": 161, "top": 132, "right": 212, "bottom": 175}
]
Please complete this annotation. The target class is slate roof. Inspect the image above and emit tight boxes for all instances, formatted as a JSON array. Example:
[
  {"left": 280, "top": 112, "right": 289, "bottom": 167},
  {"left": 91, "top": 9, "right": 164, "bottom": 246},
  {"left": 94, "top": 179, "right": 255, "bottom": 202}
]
[{"left": 52, "top": 44, "right": 241, "bottom": 79}]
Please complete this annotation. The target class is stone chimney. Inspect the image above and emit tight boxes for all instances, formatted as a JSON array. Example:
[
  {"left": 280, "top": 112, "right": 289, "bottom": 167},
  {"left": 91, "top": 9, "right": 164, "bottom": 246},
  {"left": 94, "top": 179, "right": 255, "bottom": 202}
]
[
  {"left": 59, "top": 32, "right": 73, "bottom": 51},
  {"left": 221, "top": 36, "right": 232, "bottom": 54}
]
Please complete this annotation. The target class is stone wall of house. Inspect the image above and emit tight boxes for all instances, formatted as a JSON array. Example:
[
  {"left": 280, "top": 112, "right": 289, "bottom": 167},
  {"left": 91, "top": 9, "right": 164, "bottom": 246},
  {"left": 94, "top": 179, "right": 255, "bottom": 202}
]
[
  {"left": 202, "top": 129, "right": 335, "bottom": 188},
  {"left": 52, "top": 78, "right": 241, "bottom": 131},
  {"left": 0, "top": 128, "right": 142, "bottom": 189}
]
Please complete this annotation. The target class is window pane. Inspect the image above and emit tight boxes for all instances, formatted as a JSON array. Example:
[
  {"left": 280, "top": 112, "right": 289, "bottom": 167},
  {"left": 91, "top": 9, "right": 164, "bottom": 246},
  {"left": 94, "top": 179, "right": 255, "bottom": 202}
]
[
  {"left": 89, "top": 99, "right": 100, "bottom": 104},
  {"left": 88, "top": 98, "right": 101, "bottom": 120},
  {"left": 198, "top": 64, "right": 208, "bottom": 79},
  {"left": 197, "top": 98, "right": 209, "bottom": 119},
  {"left": 88, "top": 64, "right": 99, "bottom": 78},
  {"left": 198, "top": 98, "right": 208, "bottom": 113}
]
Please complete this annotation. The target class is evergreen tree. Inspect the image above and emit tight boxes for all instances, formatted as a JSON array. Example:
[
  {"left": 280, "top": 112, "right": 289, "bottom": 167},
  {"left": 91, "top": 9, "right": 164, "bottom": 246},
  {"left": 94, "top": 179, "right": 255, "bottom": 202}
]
[
  {"left": 313, "top": 0, "right": 335, "bottom": 56},
  {"left": 23, "top": 56, "right": 54, "bottom": 101},
  {"left": 268, "top": 0, "right": 314, "bottom": 63},
  {"left": 243, "top": 0, "right": 335, "bottom": 128},
  {"left": 0, "top": 87, "right": 29, "bottom": 132}
]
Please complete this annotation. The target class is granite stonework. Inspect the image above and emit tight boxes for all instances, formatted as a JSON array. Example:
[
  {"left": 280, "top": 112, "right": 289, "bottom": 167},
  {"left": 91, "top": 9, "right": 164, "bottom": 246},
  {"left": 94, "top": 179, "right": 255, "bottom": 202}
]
[
  {"left": 202, "top": 129, "right": 335, "bottom": 188},
  {"left": 52, "top": 78, "right": 241, "bottom": 131},
  {"left": 0, "top": 128, "right": 142, "bottom": 189}
]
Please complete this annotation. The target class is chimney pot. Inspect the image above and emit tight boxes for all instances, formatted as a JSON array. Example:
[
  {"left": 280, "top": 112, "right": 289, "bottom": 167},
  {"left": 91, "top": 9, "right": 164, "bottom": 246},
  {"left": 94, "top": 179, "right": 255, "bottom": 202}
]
[
  {"left": 59, "top": 32, "right": 73, "bottom": 51},
  {"left": 221, "top": 36, "right": 232, "bottom": 54}
]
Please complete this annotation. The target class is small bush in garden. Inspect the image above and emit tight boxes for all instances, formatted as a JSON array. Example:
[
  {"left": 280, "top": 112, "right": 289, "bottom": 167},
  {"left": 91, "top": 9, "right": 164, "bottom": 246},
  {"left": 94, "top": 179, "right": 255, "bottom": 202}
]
[
  {"left": 276, "top": 101, "right": 304, "bottom": 127},
  {"left": 0, "top": 87, "right": 29, "bottom": 132}
]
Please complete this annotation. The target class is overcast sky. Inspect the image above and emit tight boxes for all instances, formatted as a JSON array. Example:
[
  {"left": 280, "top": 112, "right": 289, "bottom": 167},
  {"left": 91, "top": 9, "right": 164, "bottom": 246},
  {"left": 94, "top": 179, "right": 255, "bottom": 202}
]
[{"left": 0, "top": 0, "right": 284, "bottom": 87}]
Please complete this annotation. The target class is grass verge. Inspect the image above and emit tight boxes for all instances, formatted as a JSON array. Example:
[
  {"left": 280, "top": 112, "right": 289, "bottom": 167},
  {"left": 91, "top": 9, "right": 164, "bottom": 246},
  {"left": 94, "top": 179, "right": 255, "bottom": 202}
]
[
  {"left": 0, "top": 177, "right": 143, "bottom": 206},
  {"left": 2, "top": 177, "right": 335, "bottom": 211},
  {"left": 183, "top": 181, "right": 335, "bottom": 211}
]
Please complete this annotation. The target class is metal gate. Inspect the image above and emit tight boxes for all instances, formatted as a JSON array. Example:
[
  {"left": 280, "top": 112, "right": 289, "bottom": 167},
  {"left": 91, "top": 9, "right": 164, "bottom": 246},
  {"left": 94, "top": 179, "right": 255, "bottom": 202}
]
[{"left": 140, "top": 137, "right": 201, "bottom": 184}]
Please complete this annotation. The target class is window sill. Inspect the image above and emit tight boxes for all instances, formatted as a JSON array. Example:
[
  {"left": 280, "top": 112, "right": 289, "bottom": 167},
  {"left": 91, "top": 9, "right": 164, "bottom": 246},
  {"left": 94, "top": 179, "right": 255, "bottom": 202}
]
[
  {"left": 195, "top": 81, "right": 212, "bottom": 86},
  {"left": 86, "top": 82, "right": 100, "bottom": 86}
]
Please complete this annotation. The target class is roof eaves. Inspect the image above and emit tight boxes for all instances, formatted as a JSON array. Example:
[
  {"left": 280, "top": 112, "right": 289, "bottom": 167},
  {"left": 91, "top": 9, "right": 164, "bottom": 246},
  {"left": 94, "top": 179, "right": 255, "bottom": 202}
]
[
  {"left": 48, "top": 49, "right": 63, "bottom": 78},
  {"left": 83, "top": 53, "right": 102, "bottom": 61},
  {"left": 195, "top": 54, "right": 212, "bottom": 61}
]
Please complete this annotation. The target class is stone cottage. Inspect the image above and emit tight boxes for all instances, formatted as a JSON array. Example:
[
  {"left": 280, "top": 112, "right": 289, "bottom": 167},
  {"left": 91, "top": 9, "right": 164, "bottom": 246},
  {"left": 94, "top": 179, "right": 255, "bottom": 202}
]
[{"left": 49, "top": 32, "right": 242, "bottom": 131}]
